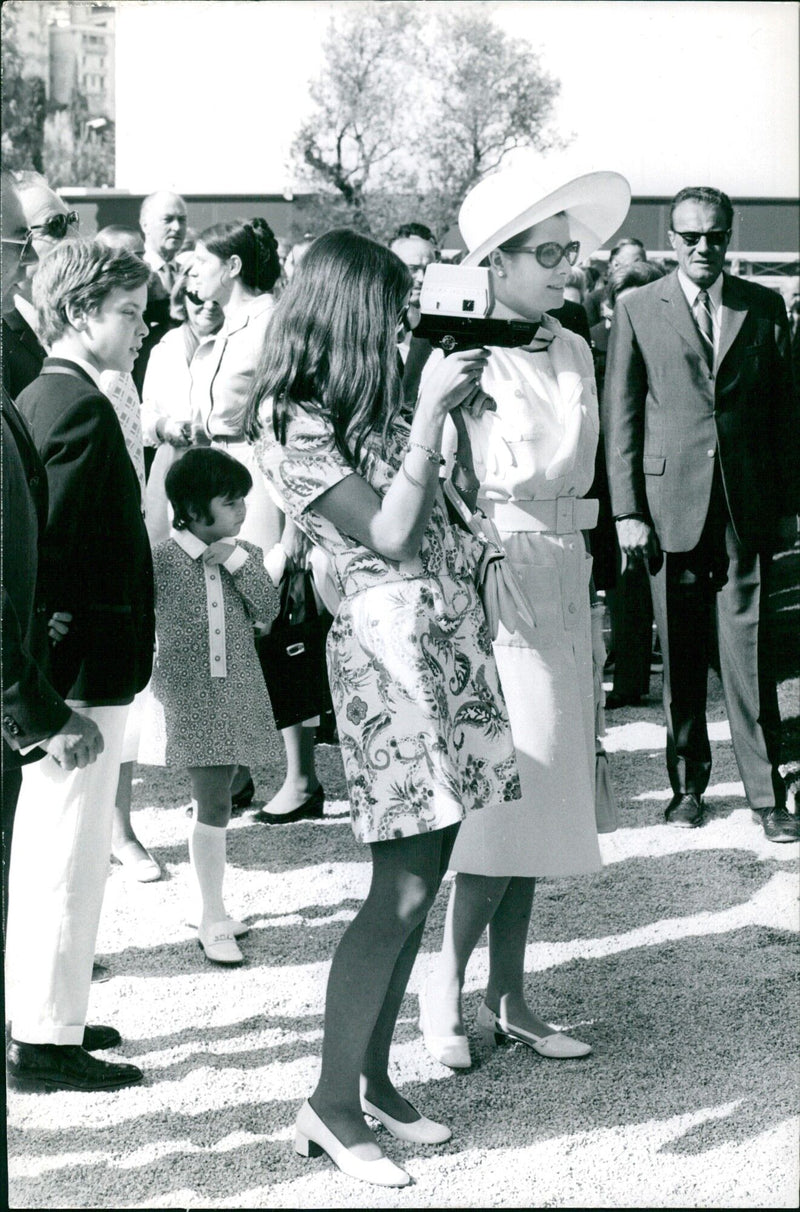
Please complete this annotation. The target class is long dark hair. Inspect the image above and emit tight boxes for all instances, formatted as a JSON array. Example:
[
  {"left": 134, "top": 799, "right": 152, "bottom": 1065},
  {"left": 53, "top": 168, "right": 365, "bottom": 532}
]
[
  {"left": 244, "top": 229, "right": 412, "bottom": 468},
  {"left": 199, "top": 217, "right": 281, "bottom": 293}
]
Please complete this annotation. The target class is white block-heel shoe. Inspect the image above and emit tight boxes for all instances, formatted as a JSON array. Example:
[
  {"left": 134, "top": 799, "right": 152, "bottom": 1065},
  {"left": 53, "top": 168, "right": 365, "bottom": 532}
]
[
  {"left": 361, "top": 1095, "right": 451, "bottom": 1144},
  {"left": 294, "top": 1101, "right": 411, "bottom": 1188}
]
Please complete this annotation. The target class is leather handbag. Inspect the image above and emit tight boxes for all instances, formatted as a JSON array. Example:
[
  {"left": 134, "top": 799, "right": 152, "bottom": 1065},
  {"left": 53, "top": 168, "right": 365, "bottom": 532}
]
[
  {"left": 442, "top": 479, "right": 536, "bottom": 640},
  {"left": 256, "top": 569, "right": 333, "bottom": 730}
]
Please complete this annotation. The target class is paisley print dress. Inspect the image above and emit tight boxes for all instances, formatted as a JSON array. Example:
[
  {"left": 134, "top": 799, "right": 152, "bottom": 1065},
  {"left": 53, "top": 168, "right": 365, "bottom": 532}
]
[{"left": 254, "top": 408, "right": 520, "bottom": 843}]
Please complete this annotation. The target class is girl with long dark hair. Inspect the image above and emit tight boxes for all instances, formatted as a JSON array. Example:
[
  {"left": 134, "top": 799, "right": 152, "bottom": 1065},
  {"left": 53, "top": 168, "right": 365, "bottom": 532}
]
[{"left": 246, "top": 229, "right": 520, "bottom": 1188}]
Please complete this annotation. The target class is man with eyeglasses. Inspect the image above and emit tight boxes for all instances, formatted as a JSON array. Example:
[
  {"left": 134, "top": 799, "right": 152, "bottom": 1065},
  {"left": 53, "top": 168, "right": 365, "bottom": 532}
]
[
  {"left": 2, "top": 171, "right": 80, "bottom": 399},
  {"left": 604, "top": 185, "right": 800, "bottom": 843}
]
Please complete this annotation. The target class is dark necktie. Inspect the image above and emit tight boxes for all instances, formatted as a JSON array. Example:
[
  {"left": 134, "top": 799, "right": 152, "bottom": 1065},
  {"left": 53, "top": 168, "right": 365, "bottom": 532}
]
[{"left": 694, "top": 289, "right": 714, "bottom": 367}]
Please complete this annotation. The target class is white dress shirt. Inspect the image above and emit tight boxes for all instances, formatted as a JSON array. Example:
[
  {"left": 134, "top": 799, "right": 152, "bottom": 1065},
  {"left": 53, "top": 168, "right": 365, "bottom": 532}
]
[{"left": 677, "top": 269, "right": 724, "bottom": 367}]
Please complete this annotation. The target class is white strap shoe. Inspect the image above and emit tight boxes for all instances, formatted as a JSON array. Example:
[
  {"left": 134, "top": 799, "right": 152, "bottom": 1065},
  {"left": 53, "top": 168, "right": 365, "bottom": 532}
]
[{"left": 477, "top": 1001, "right": 592, "bottom": 1058}]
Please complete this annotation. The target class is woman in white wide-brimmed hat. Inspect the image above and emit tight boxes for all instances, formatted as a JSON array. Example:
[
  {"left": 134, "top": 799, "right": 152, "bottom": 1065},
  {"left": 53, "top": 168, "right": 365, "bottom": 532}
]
[{"left": 419, "top": 163, "right": 630, "bottom": 1067}]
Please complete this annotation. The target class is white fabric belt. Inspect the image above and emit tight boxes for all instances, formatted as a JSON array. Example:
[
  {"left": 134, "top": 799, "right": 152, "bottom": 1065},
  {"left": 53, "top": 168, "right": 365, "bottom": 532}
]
[{"left": 480, "top": 497, "right": 599, "bottom": 534}]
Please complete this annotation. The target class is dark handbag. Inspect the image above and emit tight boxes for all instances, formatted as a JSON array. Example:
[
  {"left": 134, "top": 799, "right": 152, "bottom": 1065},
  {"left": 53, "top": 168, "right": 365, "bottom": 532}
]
[{"left": 256, "top": 569, "right": 334, "bottom": 730}]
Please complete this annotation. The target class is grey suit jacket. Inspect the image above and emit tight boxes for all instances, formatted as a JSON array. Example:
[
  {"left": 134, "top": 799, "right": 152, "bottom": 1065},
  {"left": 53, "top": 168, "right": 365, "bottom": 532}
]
[{"left": 602, "top": 270, "right": 798, "bottom": 553}]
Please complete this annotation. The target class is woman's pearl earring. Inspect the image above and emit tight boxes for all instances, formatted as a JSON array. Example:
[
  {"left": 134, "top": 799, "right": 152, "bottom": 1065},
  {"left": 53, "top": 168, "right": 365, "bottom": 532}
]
[{"left": 497, "top": 269, "right": 505, "bottom": 277}]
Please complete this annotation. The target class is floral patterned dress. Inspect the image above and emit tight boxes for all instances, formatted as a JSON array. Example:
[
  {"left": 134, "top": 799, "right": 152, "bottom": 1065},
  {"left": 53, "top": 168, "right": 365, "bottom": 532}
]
[{"left": 254, "top": 408, "right": 520, "bottom": 843}]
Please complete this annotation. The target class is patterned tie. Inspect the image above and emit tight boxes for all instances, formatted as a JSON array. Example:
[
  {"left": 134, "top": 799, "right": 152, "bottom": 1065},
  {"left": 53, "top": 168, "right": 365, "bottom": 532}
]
[
  {"left": 100, "top": 371, "right": 147, "bottom": 503},
  {"left": 694, "top": 289, "right": 714, "bottom": 367}
]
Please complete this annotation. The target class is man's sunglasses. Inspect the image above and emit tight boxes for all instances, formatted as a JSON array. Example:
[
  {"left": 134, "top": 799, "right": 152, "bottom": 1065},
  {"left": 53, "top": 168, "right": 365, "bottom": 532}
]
[
  {"left": 29, "top": 210, "right": 80, "bottom": 240},
  {"left": 671, "top": 229, "right": 730, "bottom": 248},
  {"left": 500, "top": 239, "right": 581, "bottom": 268},
  {"left": 1, "top": 230, "right": 35, "bottom": 261}
]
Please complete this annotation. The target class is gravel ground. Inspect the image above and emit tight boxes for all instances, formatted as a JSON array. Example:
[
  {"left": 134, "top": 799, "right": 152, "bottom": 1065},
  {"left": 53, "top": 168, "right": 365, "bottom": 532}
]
[{"left": 6, "top": 577, "right": 800, "bottom": 1210}]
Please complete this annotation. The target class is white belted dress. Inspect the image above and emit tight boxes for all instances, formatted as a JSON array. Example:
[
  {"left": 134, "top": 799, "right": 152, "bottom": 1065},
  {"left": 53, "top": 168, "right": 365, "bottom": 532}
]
[{"left": 434, "top": 317, "right": 603, "bottom": 877}]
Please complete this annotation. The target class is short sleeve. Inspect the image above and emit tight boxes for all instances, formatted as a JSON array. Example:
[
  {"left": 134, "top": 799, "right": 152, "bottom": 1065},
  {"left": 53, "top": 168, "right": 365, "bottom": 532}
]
[{"left": 254, "top": 405, "right": 354, "bottom": 524}]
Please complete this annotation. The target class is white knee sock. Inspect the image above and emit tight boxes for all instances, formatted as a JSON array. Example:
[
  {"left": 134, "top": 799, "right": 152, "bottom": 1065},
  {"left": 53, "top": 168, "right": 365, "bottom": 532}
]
[{"left": 188, "top": 820, "right": 228, "bottom": 925}]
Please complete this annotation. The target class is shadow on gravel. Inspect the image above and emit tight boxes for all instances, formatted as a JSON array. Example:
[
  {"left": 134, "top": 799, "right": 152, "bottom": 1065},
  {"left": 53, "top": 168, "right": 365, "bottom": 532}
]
[{"left": 9, "top": 923, "right": 797, "bottom": 1206}]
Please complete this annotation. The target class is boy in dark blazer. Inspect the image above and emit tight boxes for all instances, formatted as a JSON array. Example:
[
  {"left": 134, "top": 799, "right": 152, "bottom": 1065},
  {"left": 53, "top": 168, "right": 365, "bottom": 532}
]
[
  {"left": 603, "top": 185, "right": 799, "bottom": 842},
  {"left": 6, "top": 241, "right": 155, "bottom": 1091}
]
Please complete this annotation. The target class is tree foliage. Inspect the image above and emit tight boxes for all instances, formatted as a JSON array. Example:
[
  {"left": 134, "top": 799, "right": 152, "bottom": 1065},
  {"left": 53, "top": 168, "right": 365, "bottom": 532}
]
[
  {"left": 291, "top": 0, "right": 423, "bottom": 235},
  {"left": 1, "top": 5, "right": 47, "bottom": 172},
  {"left": 291, "top": 1, "right": 565, "bottom": 243},
  {"left": 1, "top": 2, "right": 114, "bottom": 187},
  {"left": 42, "top": 109, "right": 115, "bottom": 189}
]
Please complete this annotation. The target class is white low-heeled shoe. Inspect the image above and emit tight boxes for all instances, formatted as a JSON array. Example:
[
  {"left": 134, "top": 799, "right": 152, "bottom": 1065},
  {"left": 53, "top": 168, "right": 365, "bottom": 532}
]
[
  {"left": 361, "top": 1095, "right": 451, "bottom": 1144},
  {"left": 418, "top": 979, "right": 471, "bottom": 1070},
  {"left": 476, "top": 1001, "right": 592, "bottom": 1058},
  {"left": 188, "top": 916, "right": 249, "bottom": 938},
  {"left": 197, "top": 922, "right": 243, "bottom": 965},
  {"left": 294, "top": 1101, "right": 411, "bottom": 1188}
]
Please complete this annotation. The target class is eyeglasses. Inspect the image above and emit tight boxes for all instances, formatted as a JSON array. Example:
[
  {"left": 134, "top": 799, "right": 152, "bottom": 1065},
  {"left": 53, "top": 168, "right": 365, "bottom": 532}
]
[
  {"left": 1, "top": 230, "right": 35, "bottom": 263},
  {"left": 671, "top": 229, "right": 730, "bottom": 248},
  {"left": 501, "top": 239, "right": 581, "bottom": 268},
  {"left": 29, "top": 210, "right": 80, "bottom": 240}
]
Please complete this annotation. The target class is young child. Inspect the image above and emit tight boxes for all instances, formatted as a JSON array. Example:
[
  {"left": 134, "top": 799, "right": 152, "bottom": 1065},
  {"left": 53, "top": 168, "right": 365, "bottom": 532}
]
[{"left": 139, "top": 448, "right": 279, "bottom": 964}]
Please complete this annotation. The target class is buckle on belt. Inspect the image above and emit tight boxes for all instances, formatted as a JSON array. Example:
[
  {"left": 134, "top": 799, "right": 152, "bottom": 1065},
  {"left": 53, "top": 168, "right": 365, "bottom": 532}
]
[{"left": 556, "top": 497, "right": 575, "bottom": 534}]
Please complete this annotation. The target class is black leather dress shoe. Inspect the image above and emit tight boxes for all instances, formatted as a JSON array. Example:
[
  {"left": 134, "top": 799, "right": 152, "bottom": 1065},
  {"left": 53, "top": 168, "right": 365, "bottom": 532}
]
[
  {"left": 82, "top": 1024, "right": 122, "bottom": 1051},
  {"left": 91, "top": 962, "right": 111, "bottom": 984},
  {"left": 605, "top": 692, "right": 642, "bottom": 710},
  {"left": 665, "top": 793, "right": 704, "bottom": 828},
  {"left": 752, "top": 807, "right": 800, "bottom": 843},
  {"left": 231, "top": 776, "right": 256, "bottom": 811},
  {"left": 7, "top": 1041, "right": 143, "bottom": 1092},
  {"left": 253, "top": 785, "right": 325, "bottom": 825}
]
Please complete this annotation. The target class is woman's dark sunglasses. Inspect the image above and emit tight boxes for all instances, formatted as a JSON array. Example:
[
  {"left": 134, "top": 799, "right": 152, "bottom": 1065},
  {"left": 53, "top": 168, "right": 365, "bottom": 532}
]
[
  {"left": 29, "top": 210, "right": 80, "bottom": 240},
  {"left": 501, "top": 239, "right": 581, "bottom": 269}
]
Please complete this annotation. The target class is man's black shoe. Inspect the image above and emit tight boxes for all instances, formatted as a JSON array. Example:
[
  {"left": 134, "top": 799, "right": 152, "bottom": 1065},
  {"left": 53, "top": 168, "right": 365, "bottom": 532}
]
[
  {"left": 7, "top": 1041, "right": 143, "bottom": 1092},
  {"left": 91, "top": 962, "right": 111, "bottom": 983},
  {"left": 605, "top": 692, "right": 642, "bottom": 710},
  {"left": 665, "top": 793, "right": 704, "bottom": 828},
  {"left": 752, "top": 807, "right": 800, "bottom": 843},
  {"left": 82, "top": 1024, "right": 122, "bottom": 1052}
]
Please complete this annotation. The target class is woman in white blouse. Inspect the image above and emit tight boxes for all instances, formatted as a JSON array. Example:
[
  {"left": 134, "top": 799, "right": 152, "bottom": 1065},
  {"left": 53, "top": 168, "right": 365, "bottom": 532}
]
[
  {"left": 189, "top": 218, "right": 323, "bottom": 819},
  {"left": 420, "top": 164, "right": 631, "bottom": 1067}
]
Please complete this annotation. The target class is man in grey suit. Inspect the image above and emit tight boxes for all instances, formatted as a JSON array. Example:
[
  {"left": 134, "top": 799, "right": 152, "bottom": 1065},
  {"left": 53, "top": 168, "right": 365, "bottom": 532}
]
[{"left": 603, "top": 185, "right": 799, "bottom": 841}]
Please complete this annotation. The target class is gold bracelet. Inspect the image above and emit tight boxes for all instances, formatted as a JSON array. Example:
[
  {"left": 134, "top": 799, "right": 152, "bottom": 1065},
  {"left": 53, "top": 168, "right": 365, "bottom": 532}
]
[{"left": 407, "top": 439, "right": 445, "bottom": 466}]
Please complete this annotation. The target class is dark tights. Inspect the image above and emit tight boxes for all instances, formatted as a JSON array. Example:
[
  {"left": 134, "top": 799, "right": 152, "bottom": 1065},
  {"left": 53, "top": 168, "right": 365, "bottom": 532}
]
[{"left": 309, "top": 823, "right": 458, "bottom": 1151}]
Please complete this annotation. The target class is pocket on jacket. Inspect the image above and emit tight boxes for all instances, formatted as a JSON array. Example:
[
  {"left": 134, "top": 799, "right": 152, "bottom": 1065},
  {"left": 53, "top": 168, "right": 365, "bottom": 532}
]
[{"left": 643, "top": 456, "right": 666, "bottom": 475}]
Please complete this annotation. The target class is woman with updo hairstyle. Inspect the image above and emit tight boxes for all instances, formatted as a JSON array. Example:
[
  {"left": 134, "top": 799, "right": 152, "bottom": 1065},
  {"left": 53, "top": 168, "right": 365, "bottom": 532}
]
[{"left": 189, "top": 217, "right": 321, "bottom": 816}]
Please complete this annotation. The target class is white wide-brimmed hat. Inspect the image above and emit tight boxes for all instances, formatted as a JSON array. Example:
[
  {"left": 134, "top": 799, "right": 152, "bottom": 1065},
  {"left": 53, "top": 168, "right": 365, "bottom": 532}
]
[{"left": 459, "top": 165, "right": 631, "bottom": 267}]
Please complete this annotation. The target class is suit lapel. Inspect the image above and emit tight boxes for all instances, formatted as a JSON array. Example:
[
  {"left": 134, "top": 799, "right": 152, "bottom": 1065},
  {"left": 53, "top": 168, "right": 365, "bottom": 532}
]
[
  {"left": 718, "top": 273, "right": 749, "bottom": 368},
  {"left": 659, "top": 272, "right": 707, "bottom": 363}
]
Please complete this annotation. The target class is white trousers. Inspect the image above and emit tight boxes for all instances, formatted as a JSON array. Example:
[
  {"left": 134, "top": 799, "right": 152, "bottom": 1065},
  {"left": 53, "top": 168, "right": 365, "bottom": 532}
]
[{"left": 5, "top": 703, "right": 129, "bottom": 1044}]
